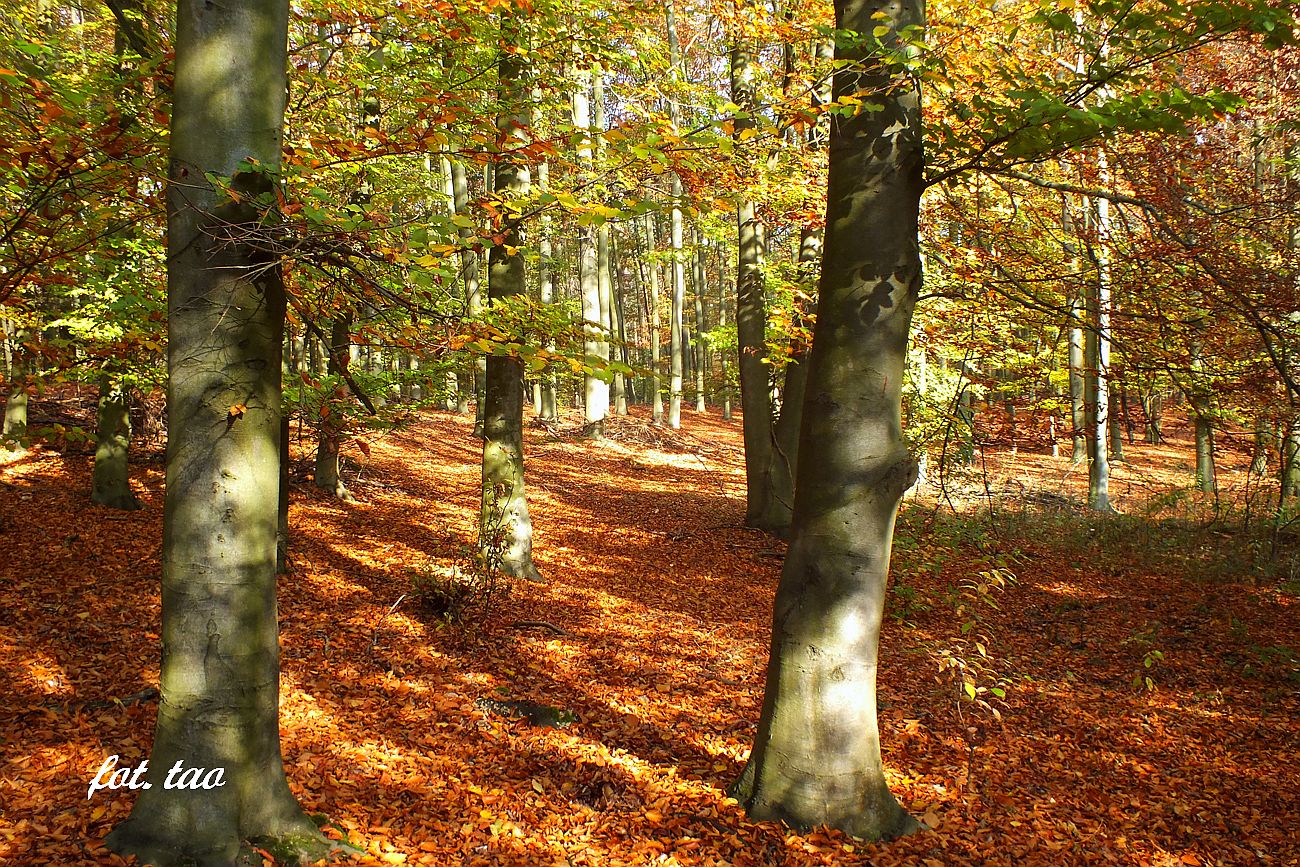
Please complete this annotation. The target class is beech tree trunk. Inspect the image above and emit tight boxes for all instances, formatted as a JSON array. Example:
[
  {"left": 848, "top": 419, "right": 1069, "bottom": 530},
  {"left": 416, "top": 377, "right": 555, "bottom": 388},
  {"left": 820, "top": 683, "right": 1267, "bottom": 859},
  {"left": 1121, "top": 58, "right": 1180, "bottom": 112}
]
[
  {"left": 537, "top": 161, "right": 558, "bottom": 421},
  {"left": 645, "top": 211, "right": 664, "bottom": 423},
  {"left": 450, "top": 158, "right": 485, "bottom": 436},
  {"left": 104, "top": 0, "right": 328, "bottom": 861},
  {"left": 734, "top": 0, "right": 922, "bottom": 841},
  {"left": 314, "top": 312, "right": 353, "bottom": 501},
  {"left": 91, "top": 375, "right": 141, "bottom": 510},
  {"left": 574, "top": 68, "right": 606, "bottom": 437},
  {"left": 481, "top": 22, "right": 543, "bottom": 584},
  {"left": 2, "top": 326, "right": 28, "bottom": 454}
]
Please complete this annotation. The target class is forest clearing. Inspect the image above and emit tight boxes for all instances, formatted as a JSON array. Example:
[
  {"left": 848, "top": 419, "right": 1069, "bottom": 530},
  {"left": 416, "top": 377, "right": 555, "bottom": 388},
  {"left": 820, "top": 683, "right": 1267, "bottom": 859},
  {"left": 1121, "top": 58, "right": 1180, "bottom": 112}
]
[{"left": 2, "top": 405, "right": 1298, "bottom": 866}]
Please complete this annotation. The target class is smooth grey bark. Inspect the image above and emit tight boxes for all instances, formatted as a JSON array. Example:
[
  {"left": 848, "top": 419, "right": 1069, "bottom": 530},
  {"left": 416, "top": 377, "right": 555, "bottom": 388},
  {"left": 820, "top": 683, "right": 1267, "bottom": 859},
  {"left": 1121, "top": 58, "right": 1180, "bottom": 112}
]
[
  {"left": 731, "top": 40, "right": 781, "bottom": 528},
  {"left": 669, "top": 175, "right": 686, "bottom": 429},
  {"left": 1142, "top": 388, "right": 1163, "bottom": 443},
  {"left": 314, "top": 312, "right": 353, "bottom": 501},
  {"left": 1282, "top": 420, "right": 1300, "bottom": 499},
  {"left": 665, "top": 0, "right": 684, "bottom": 429},
  {"left": 537, "top": 161, "right": 558, "bottom": 421},
  {"left": 611, "top": 234, "right": 629, "bottom": 415},
  {"left": 1108, "top": 383, "right": 1124, "bottom": 463},
  {"left": 644, "top": 212, "right": 664, "bottom": 422},
  {"left": 451, "top": 158, "right": 486, "bottom": 436},
  {"left": 1189, "top": 325, "right": 1215, "bottom": 493},
  {"left": 734, "top": 0, "right": 922, "bottom": 840},
  {"left": 573, "top": 68, "right": 606, "bottom": 436},
  {"left": 693, "top": 236, "right": 707, "bottom": 412},
  {"left": 482, "top": 21, "right": 542, "bottom": 583},
  {"left": 91, "top": 376, "right": 141, "bottom": 510},
  {"left": 1251, "top": 415, "right": 1271, "bottom": 476},
  {"left": 2, "top": 326, "right": 28, "bottom": 453},
  {"left": 277, "top": 414, "right": 290, "bottom": 575},
  {"left": 104, "top": 0, "right": 328, "bottom": 860},
  {"left": 1193, "top": 408, "right": 1216, "bottom": 493},
  {"left": 1067, "top": 292, "right": 1087, "bottom": 465}
]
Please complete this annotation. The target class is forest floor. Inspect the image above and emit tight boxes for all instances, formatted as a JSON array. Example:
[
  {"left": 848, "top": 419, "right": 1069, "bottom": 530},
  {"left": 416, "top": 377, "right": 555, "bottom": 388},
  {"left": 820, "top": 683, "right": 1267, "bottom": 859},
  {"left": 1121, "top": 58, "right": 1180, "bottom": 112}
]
[{"left": 2, "top": 404, "right": 1298, "bottom": 866}]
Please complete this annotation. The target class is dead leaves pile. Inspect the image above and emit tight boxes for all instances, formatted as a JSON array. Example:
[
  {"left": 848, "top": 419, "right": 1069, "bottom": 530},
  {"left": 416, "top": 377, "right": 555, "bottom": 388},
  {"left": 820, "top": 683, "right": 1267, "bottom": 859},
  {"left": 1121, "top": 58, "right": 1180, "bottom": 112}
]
[{"left": 1, "top": 407, "right": 1297, "bottom": 865}]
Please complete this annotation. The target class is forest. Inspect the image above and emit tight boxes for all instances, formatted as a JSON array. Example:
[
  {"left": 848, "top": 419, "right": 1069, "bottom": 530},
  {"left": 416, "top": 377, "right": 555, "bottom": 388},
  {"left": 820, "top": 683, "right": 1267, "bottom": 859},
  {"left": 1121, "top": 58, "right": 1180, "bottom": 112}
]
[{"left": 1, "top": 0, "right": 1298, "bottom": 863}]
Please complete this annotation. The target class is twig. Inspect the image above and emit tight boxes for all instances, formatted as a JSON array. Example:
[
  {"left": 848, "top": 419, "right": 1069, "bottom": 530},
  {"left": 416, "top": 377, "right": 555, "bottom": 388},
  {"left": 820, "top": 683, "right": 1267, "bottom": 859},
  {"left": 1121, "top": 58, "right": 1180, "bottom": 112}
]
[{"left": 510, "top": 620, "right": 569, "bottom": 636}]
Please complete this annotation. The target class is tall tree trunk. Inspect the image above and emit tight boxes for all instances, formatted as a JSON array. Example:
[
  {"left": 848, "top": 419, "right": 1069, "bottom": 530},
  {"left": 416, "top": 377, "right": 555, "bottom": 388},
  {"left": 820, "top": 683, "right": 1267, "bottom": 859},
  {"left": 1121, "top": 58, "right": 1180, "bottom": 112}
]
[
  {"left": 612, "top": 234, "right": 629, "bottom": 415},
  {"left": 451, "top": 158, "right": 485, "bottom": 435},
  {"left": 693, "top": 234, "right": 707, "bottom": 412},
  {"left": 2, "top": 326, "right": 28, "bottom": 453},
  {"left": 1087, "top": 189, "right": 1112, "bottom": 511},
  {"left": 669, "top": 175, "right": 686, "bottom": 429},
  {"left": 482, "top": 17, "right": 542, "bottom": 583},
  {"left": 91, "top": 375, "right": 141, "bottom": 510},
  {"left": 1282, "top": 419, "right": 1300, "bottom": 499},
  {"left": 1067, "top": 290, "right": 1087, "bottom": 466},
  {"left": 105, "top": 0, "right": 328, "bottom": 859},
  {"left": 732, "top": 40, "right": 779, "bottom": 527},
  {"left": 734, "top": 0, "right": 922, "bottom": 840},
  {"left": 1251, "top": 415, "right": 1271, "bottom": 477},
  {"left": 1142, "top": 388, "right": 1163, "bottom": 443},
  {"left": 645, "top": 211, "right": 664, "bottom": 423},
  {"left": 315, "top": 312, "right": 353, "bottom": 501},
  {"left": 537, "top": 161, "right": 558, "bottom": 421},
  {"left": 1108, "top": 382, "right": 1124, "bottom": 463},
  {"left": 574, "top": 68, "right": 606, "bottom": 436},
  {"left": 277, "top": 413, "right": 290, "bottom": 574}
]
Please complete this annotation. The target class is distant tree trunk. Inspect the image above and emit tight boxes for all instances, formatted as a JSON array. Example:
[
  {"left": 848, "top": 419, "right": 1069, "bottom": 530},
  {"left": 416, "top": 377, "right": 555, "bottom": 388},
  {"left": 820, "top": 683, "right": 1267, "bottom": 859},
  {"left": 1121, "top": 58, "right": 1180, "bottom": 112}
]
[
  {"left": 2, "top": 326, "right": 28, "bottom": 453},
  {"left": 315, "top": 312, "right": 353, "bottom": 501},
  {"left": 1142, "top": 388, "right": 1163, "bottom": 443},
  {"left": 693, "top": 234, "right": 707, "bottom": 412},
  {"left": 669, "top": 175, "right": 686, "bottom": 429},
  {"left": 734, "top": 0, "right": 922, "bottom": 841},
  {"left": 537, "top": 161, "right": 558, "bottom": 421},
  {"left": 612, "top": 234, "right": 629, "bottom": 416},
  {"left": 732, "top": 41, "right": 780, "bottom": 527},
  {"left": 104, "top": 0, "right": 328, "bottom": 858},
  {"left": 451, "top": 158, "right": 486, "bottom": 436},
  {"left": 1251, "top": 415, "right": 1271, "bottom": 477},
  {"left": 1108, "top": 383, "right": 1124, "bottom": 463},
  {"left": 1189, "top": 325, "right": 1215, "bottom": 493},
  {"left": 91, "top": 376, "right": 141, "bottom": 510},
  {"left": 574, "top": 69, "right": 606, "bottom": 437},
  {"left": 645, "top": 211, "right": 664, "bottom": 423},
  {"left": 1067, "top": 293, "right": 1086, "bottom": 466},
  {"left": 1282, "top": 419, "right": 1300, "bottom": 499},
  {"left": 482, "top": 17, "right": 542, "bottom": 583}
]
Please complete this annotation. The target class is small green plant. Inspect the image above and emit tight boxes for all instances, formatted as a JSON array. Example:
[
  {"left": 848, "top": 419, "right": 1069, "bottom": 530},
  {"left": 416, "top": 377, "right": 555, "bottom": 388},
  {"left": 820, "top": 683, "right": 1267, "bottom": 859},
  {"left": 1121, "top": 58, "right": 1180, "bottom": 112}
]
[
  {"left": 409, "top": 536, "right": 509, "bottom": 627},
  {"left": 888, "top": 578, "right": 931, "bottom": 625},
  {"left": 1133, "top": 649, "right": 1165, "bottom": 692}
]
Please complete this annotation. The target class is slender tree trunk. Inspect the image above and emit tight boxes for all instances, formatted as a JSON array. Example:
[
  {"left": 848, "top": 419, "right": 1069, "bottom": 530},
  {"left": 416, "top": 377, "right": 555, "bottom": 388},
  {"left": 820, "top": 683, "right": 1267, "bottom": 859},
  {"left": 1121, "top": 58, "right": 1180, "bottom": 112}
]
[
  {"left": 645, "top": 211, "right": 664, "bottom": 423},
  {"left": 574, "top": 68, "right": 606, "bottom": 436},
  {"left": 734, "top": 0, "right": 923, "bottom": 840},
  {"left": 1108, "top": 383, "right": 1124, "bottom": 463},
  {"left": 315, "top": 312, "right": 353, "bottom": 501},
  {"left": 1282, "top": 419, "right": 1300, "bottom": 499},
  {"left": 1067, "top": 292, "right": 1086, "bottom": 465},
  {"left": 277, "top": 414, "right": 290, "bottom": 574},
  {"left": 482, "top": 18, "right": 542, "bottom": 583},
  {"left": 537, "top": 161, "right": 558, "bottom": 421},
  {"left": 669, "top": 175, "right": 686, "bottom": 429},
  {"left": 451, "top": 158, "right": 486, "bottom": 435},
  {"left": 2, "top": 326, "right": 28, "bottom": 453},
  {"left": 1087, "top": 190, "right": 1112, "bottom": 511},
  {"left": 693, "top": 234, "right": 707, "bottom": 412},
  {"left": 105, "top": 0, "right": 328, "bottom": 858},
  {"left": 612, "top": 234, "right": 629, "bottom": 415},
  {"left": 1251, "top": 415, "right": 1271, "bottom": 477},
  {"left": 1142, "top": 388, "right": 1163, "bottom": 443},
  {"left": 91, "top": 375, "right": 141, "bottom": 510}
]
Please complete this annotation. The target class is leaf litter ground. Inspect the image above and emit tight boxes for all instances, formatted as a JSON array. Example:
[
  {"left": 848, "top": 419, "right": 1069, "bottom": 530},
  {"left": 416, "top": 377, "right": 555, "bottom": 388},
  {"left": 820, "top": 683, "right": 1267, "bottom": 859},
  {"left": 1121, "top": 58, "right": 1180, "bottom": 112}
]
[{"left": 1, "top": 407, "right": 1297, "bottom": 866}]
